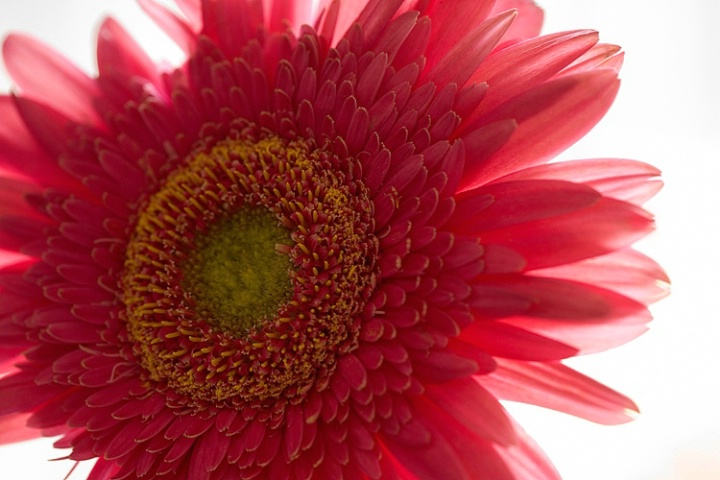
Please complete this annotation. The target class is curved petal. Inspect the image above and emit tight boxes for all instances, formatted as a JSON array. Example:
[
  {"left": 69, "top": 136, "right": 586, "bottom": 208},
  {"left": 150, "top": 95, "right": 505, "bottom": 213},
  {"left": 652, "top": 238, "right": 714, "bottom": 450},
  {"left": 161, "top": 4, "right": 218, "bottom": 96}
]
[
  {"left": 97, "top": 18, "right": 163, "bottom": 88},
  {"left": 458, "top": 320, "right": 579, "bottom": 361},
  {"left": 139, "top": 0, "right": 197, "bottom": 55},
  {"left": 421, "top": 0, "right": 494, "bottom": 72},
  {"left": 561, "top": 43, "right": 624, "bottom": 75},
  {"left": 0, "top": 413, "right": 41, "bottom": 444},
  {"left": 492, "top": 415, "right": 561, "bottom": 480},
  {"left": 461, "top": 69, "right": 620, "bottom": 189},
  {"left": 467, "top": 273, "right": 654, "bottom": 353},
  {"left": 478, "top": 360, "right": 639, "bottom": 424},
  {"left": 2, "top": 34, "right": 101, "bottom": 125},
  {"left": 174, "top": 0, "right": 203, "bottom": 31},
  {"left": 424, "top": 378, "right": 516, "bottom": 446},
  {"left": 489, "top": 0, "right": 544, "bottom": 45},
  {"left": 468, "top": 30, "right": 599, "bottom": 119},
  {"left": 491, "top": 158, "right": 663, "bottom": 206},
  {"left": 473, "top": 197, "right": 655, "bottom": 270},
  {"left": 316, "top": 0, "right": 370, "bottom": 44},
  {"left": 450, "top": 179, "right": 601, "bottom": 234},
  {"left": 532, "top": 248, "right": 670, "bottom": 304},
  {"left": 0, "top": 97, "right": 78, "bottom": 190},
  {"left": 420, "top": 10, "right": 516, "bottom": 90}
]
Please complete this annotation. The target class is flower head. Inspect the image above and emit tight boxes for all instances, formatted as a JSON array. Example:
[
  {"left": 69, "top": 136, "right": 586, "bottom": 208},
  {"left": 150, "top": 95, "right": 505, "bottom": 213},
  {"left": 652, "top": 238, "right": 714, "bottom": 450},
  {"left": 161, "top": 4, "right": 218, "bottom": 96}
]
[{"left": 0, "top": 0, "right": 667, "bottom": 478}]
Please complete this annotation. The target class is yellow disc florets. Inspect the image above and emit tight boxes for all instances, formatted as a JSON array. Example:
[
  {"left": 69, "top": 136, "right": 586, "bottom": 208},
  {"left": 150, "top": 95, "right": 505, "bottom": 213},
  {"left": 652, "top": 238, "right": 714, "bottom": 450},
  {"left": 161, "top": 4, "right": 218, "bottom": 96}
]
[{"left": 121, "top": 132, "right": 376, "bottom": 407}]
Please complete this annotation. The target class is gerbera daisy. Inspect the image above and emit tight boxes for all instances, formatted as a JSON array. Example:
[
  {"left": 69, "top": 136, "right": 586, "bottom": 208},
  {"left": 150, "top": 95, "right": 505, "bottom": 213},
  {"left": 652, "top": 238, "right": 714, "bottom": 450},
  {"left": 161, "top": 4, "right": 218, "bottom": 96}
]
[{"left": 0, "top": 0, "right": 668, "bottom": 478}]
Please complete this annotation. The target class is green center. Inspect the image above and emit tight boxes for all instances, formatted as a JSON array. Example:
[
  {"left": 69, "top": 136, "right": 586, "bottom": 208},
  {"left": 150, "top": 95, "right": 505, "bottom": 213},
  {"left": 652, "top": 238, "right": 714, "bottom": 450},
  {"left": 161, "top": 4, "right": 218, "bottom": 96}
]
[{"left": 183, "top": 207, "right": 294, "bottom": 335}]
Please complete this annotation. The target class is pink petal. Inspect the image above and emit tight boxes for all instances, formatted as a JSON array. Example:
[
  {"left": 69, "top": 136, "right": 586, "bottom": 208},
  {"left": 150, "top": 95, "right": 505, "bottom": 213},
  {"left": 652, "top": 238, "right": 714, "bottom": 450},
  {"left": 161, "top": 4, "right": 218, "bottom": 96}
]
[
  {"left": 267, "top": 0, "right": 314, "bottom": 31},
  {"left": 468, "top": 274, "right": 646, "bottom": 324},
  {"left": 492, "top": 158, "right": 663, "bottom": 206},
  {"left": 468, "top": 30, "right": 599, "bottom": 119},
  {"left": 461, "top": 69, "right": 620, "bottom": 188},
  {"left": 533, "top": 248, "right": 670, "bottom": 305},
  {"left": 139, "top": 0, "right": 197, "bottom": 55},
  {"left": 493, "top": 417, "right": 561, "bottom": 480},
  {"left": 489, "top": 0, "right": 544, "bottom": 45},
  {"left": 459, "top": 320, "right": 579, "bottom": 361},
  {"left": 174, "top": 0, "right": 202, "bottom": 29},
  {"left": 421, "top": 10, "right": 516, "bottom": 90},
  {"left": 351, "top": 0, "right": 405, "bottom": 49},
  {"left": 562, "top": 43, "right": 624, "bottom": 75},
  {"left": 450, "top": 179, "right": 601, "bottom": 233},
  {"left": 424, "top": 378, "right": 517, "bottom": 446},
  {"left": 0, "top": 413, "right": 39, "bottom": 444},
  {"left": 476, "top": 197, "right": 654, "bottom": 270},
  {"left": 2, "top": 34, "right": 101, "bottom": 125},
  {"left": 478, "top": 359, "right": 639, "bottom": 424},
  {"left": 97, "top": 18, "right": 162, "bottom": 87},
  {"left": 421, "top": 0, "right": 494, "bottom": 71}
]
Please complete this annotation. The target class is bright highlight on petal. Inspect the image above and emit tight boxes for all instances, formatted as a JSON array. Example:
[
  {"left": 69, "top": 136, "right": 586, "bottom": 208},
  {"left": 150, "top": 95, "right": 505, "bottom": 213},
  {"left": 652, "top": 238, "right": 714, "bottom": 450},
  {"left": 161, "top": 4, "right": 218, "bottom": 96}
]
[{"left": 0, "top": 0, "right": 666, "bottom": 479}]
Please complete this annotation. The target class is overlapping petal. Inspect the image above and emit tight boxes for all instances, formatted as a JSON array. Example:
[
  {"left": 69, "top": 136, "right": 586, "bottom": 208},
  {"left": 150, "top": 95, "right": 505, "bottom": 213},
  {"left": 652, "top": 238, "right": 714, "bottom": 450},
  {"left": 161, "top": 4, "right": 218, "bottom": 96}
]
[{"left": 0, "top": 0, "right": 665, "bottom": 478}]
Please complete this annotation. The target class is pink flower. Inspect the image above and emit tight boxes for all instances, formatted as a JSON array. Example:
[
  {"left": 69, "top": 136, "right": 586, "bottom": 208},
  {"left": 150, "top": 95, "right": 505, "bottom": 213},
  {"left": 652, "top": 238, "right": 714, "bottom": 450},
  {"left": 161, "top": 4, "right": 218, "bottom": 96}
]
[{"left": 0, "top": 0, "right": 668, "bottom": 478}]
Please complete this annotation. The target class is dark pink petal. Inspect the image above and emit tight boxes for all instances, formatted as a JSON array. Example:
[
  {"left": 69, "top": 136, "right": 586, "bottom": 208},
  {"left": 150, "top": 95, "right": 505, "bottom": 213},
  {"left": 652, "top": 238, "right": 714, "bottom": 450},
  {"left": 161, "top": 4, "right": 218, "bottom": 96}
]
[
  {"left": 461, "top": 69, "right": 620, "bottom": 188},
  {"left": 2, "top": 34, "right": 101, "bottom": 125},
  {"left": 479, "top": 360, "right": 639, "bottom": 424},
  {"left": 188, "top": 426, "right": 231, "bottom": 476},
  {"left": 478, "top": 197, "right": 655, "bottom": 270}
]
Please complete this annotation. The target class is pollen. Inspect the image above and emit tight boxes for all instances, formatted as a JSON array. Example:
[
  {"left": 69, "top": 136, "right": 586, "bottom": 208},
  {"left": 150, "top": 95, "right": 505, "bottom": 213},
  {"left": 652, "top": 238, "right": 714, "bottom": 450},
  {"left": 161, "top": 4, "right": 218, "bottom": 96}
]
[{"left": 120, "top": 131, "right": 377, "bottom": 407}]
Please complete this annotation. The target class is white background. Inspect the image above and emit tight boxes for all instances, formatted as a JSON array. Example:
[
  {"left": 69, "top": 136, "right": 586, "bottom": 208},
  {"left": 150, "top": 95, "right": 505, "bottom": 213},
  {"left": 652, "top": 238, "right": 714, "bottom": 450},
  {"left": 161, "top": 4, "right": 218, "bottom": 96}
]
[{"left": 1, "top": 1, "right": 718, "bottom": 479}]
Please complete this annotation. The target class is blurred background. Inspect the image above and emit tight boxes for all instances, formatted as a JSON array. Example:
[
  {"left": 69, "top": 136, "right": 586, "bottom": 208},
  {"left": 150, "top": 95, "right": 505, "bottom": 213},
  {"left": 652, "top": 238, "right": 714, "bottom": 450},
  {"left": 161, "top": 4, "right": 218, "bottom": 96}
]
[{"left": 1, "top": 0, "right": 718, "bottom": 478}]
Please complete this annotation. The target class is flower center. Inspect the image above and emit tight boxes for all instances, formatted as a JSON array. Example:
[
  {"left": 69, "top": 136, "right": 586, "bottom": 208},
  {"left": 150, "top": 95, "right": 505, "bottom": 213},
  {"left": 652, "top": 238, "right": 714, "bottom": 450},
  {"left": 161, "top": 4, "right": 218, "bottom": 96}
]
[
  {"left": 120, "top": 133, "right": 377, "bottom": 406},
  {"left": 183, "top": 207, "right": 293, "bottom": 336}
]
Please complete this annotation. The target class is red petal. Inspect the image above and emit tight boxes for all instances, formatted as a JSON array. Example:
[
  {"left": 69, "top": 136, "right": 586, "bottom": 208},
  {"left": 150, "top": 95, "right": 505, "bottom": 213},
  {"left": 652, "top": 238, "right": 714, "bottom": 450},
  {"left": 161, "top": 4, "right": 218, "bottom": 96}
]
[
  {"left": 188, "top": 426, "right": 230, "bottom": 476},
  {"left": 479, "top": 360, "right": 639, "bottom": 424}
]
